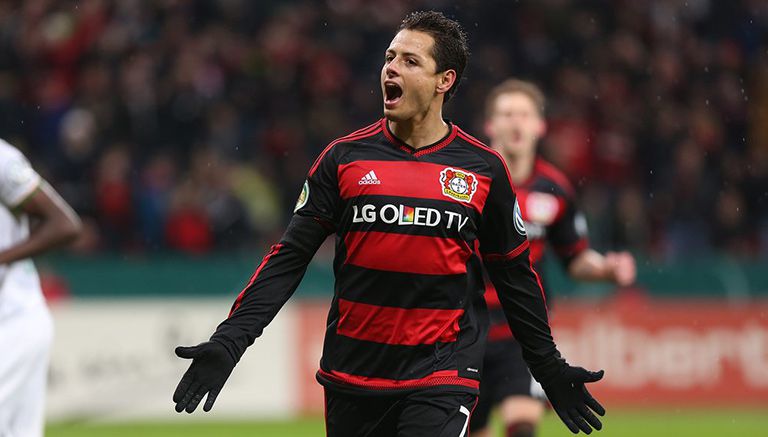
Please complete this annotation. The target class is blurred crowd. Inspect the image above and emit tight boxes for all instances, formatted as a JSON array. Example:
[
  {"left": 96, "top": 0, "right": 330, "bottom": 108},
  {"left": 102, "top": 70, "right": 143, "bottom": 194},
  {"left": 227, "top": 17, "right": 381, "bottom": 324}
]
[{"left": 0, "top": 0, "right": 766, "bottom": 260}]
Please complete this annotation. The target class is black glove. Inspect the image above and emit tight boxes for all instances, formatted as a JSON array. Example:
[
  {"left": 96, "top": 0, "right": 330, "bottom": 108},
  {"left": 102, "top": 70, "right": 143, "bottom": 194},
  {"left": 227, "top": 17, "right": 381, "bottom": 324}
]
[
  {"left": 543, "top": 366, "right": 606, "bottom": 434},
  {"left": 173, "top": 341, "right": 236, "bottom": 413}
]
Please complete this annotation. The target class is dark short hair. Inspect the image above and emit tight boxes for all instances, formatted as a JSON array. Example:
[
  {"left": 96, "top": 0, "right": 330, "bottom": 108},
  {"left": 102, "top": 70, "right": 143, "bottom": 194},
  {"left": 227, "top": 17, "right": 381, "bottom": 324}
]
[
  {"left": 399, "top": 11, "right": 469, "bottom": 102},
  {"left": 485, "top": 79, "right": 546, "bottom": 119}
]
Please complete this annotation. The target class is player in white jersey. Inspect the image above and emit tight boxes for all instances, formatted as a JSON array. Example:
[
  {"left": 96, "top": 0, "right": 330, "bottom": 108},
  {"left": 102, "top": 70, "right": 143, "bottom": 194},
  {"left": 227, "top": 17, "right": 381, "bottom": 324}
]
[{"left": 0, "top": 139, "right": 81, "bottom": 437}]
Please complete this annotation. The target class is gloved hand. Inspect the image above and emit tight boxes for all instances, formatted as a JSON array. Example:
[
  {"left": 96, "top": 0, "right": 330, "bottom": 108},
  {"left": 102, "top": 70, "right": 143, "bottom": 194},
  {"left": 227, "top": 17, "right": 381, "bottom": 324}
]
[
  {"left": 543, "top": 366, "right": 606, "bottom": 434},
  {"left": 173, "top": 341, "right": 236, "bottom": 413}
]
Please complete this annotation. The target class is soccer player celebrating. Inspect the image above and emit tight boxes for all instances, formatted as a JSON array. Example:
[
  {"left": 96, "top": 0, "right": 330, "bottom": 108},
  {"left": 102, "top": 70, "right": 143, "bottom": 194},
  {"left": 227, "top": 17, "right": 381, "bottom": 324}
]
[
  {"left": 0, "top": 139, "right": 81, "bottom": 437},
  {"left": 174, "top": 12, "right": 605, "bottom": 435},
  {"left": 470, "top": 79, "right": 636, "bottom": 437}
]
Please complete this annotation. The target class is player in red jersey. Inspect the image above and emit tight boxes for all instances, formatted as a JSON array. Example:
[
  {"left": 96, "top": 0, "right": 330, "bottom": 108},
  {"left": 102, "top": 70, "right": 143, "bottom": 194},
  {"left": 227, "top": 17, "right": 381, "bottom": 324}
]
[
  {"left": 470, "top": 79, "right": 636, "bottom": 437},
  {"left": 174, "top": 14, "right": 606, "bottom": 436}
]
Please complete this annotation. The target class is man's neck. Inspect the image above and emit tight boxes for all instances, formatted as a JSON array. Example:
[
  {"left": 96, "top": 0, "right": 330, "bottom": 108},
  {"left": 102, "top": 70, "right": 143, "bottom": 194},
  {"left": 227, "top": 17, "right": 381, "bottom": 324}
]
[
  {"left": 388, "top": 104, "right": 449, "bottom": 149},
  {"left": 500, "top": 149, "right": 536, "bottom": 185}
]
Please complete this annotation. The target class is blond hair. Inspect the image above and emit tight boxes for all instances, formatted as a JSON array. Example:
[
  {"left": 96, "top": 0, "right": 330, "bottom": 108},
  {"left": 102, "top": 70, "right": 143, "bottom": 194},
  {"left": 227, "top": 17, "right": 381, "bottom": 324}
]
[{"left": 485, "top": 79, "right": 546, "bottom": 119}]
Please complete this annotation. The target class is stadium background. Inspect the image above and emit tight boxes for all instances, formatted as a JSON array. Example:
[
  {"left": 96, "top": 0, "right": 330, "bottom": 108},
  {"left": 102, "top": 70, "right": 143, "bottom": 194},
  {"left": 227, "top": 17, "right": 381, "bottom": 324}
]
[{"left": 0, "top": 0, "right": 766, "bottom": 435}]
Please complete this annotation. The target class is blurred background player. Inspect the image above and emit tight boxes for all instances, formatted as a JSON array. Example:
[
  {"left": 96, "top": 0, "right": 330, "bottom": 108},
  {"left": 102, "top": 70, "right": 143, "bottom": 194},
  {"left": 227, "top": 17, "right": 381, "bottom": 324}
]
[
  {"left": 471, "top": 79, "right": 637, "bottom": 437},
  {"left": 0, "top": 139, "right": 81, "bottom": 436}
]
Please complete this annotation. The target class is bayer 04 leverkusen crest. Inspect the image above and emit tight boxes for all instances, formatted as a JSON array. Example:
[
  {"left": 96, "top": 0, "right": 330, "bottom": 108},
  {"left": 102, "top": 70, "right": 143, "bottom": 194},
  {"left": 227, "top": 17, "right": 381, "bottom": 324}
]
[{"left": 440, "top": 167, "right": 478, "bottom": 203}]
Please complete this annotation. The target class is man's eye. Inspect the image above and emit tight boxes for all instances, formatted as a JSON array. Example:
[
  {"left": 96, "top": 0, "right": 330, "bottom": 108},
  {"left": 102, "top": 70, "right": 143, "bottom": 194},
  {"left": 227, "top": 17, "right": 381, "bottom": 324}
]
[
  {"left": 407, "top": 59, "right": 417, "bottom": 66},
  {"left": 385, "top": 55, "right": 394, "bottom": 62}
]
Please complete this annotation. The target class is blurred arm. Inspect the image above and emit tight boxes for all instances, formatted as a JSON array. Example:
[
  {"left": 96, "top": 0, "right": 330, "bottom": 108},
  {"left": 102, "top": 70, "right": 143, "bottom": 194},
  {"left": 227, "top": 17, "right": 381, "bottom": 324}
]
[
  {"left": 0, "top": 182, "right": 82, "bottom": 265},
  {"left": 567, "top": 249, "right": 636, "bottom": 286}
]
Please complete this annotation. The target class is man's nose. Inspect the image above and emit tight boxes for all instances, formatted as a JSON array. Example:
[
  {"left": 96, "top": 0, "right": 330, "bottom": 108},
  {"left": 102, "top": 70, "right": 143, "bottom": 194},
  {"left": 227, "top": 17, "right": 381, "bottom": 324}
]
[{"left": 385, "top": 61, "right": 399, "bottom": 77}]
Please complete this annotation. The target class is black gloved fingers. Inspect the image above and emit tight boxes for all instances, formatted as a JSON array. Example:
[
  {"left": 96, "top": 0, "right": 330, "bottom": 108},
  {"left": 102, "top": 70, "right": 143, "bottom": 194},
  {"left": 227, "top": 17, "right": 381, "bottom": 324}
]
[
  {"left": 203, "top": 387, "right": 221, "bottom": 412},
  {"left": 576, "top": 403, "right": 602, "bottom": 430},
  {"left": 185, "top": 385, "right": 209, "bottom": 414},
  {"left": 175, "top": 345, "right": 201, "bottom": 359},
  {"left": 581, "top": 386, "right": 606, "bottom": 416},
  {"left": 175, "top": 381, "right": 202, "bottom": 413},
  {"left": 555, "top": 407, "right": 580, "bottom": 434},
  {"left": 584, "top": 369, "right": 604, "bottom": 383},
  {"left": 173, "top": 372, "right": 193, "bottom": 403},
  {"left": 570, "top": 367, "right": 604, "bottom": 384},
  {"left": 569, "top": 408, "right": 592, "bottom": 434}
]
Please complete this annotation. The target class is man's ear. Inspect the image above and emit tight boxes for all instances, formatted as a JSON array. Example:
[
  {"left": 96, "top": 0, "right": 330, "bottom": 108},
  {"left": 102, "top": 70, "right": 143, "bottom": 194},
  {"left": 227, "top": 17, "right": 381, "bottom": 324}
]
[
  {"left": 436, "top": 69, "right": 457, "bottom": 95},
  {"left": 484, "top": 120, "right": 493, "bottom": 138},
  {"left": 536, "top": 118, "right": 547, "bottom": 138}
]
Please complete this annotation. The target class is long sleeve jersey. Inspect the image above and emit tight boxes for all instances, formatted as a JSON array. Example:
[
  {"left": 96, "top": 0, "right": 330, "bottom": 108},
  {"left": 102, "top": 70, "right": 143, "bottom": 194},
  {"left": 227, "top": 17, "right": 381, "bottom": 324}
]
[{"left": 212, "top": 119, "right": 566, "bottom": 395}]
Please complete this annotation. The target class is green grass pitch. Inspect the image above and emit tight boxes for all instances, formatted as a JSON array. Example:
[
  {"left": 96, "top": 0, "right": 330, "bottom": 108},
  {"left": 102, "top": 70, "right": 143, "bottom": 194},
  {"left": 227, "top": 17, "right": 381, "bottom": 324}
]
[{"left": 46, "top": 409, "right": 767, "bottom": 436}]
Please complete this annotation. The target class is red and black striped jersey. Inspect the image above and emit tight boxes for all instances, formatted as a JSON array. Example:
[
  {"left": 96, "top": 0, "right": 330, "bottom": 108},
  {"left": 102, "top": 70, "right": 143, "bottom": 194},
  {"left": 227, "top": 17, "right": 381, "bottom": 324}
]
[
  {"left": 485, "top": 158, "right": 589, "bottom": 342},
  {"left": 212, "top": 119, "right": 566, "bottom": 395}
]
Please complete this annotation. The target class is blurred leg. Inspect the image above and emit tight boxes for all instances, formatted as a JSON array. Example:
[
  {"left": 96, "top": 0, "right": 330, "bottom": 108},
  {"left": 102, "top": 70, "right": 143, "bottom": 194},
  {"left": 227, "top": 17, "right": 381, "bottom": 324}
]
[
  {"left": 0, "top": 307, "right": 53, "bottom": 437},
  {"left": 498, "top": 395, "right": 545, "bottom": 437}
]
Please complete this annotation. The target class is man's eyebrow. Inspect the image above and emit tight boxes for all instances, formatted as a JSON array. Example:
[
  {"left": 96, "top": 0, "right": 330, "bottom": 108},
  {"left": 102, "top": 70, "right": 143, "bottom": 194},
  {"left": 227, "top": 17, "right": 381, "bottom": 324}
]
[{"left": 385, "top": 49, "right": 424, "bottom": 59}]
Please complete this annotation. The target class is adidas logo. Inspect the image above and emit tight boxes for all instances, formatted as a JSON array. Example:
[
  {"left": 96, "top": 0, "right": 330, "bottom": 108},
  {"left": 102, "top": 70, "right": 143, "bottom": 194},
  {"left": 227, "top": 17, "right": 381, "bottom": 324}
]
[{"left": 358, "top": 170, "right": 381, "bottom": 185}]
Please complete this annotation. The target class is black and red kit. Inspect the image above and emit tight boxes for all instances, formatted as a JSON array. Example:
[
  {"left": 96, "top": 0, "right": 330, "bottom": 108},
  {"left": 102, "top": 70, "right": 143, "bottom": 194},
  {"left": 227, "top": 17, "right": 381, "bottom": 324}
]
[{"left": 211, "top": 119, "right": 566, "bottom": 398}]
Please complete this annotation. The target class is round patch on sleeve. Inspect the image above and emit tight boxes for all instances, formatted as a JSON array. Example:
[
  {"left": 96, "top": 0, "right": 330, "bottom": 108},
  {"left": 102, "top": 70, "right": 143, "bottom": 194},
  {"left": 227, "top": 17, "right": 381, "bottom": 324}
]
[
  {"left": 514, "top": 199, "right": 527, "bottom": 236},
  {"left": 294, "top": 180, "right": 309, "bottom": 213},
  {"left": 574, "top": 212, "right": 588, "bottom": 237}
]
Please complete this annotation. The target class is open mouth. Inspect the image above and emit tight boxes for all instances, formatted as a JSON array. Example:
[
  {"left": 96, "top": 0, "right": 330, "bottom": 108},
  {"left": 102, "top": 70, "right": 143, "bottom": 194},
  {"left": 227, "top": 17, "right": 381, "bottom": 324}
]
[{"left": 384, "top": 82, "right": 403, "bottom": 106}]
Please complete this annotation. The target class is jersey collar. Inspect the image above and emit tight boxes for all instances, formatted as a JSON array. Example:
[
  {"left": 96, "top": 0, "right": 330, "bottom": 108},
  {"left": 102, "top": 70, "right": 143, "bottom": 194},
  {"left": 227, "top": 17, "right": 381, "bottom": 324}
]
[{"left": 380, "top": 118, "right": 457, "bottom": 157}]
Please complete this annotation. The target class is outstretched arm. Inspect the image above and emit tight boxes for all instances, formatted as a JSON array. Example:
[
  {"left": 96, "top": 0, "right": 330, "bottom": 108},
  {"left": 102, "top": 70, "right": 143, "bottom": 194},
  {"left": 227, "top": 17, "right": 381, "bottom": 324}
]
[
  {"left": 174, "top": 141, "right": 342, "bottom": 414},
  {"left": 479, "top": 154, "right": 605, "bottom": 434},
  {"left": 173, "top": 214, "right": 332, "bottom": 413}
]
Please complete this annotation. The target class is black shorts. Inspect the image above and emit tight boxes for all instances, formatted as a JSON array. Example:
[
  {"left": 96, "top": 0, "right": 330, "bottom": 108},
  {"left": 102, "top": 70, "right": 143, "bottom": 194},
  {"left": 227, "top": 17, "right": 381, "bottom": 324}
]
[
  {"left": 470, "top": 339, "right": 545, "bottom": 430},
  {"left": 324, "top": 388, "right": 478, "bottom": 437}
]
